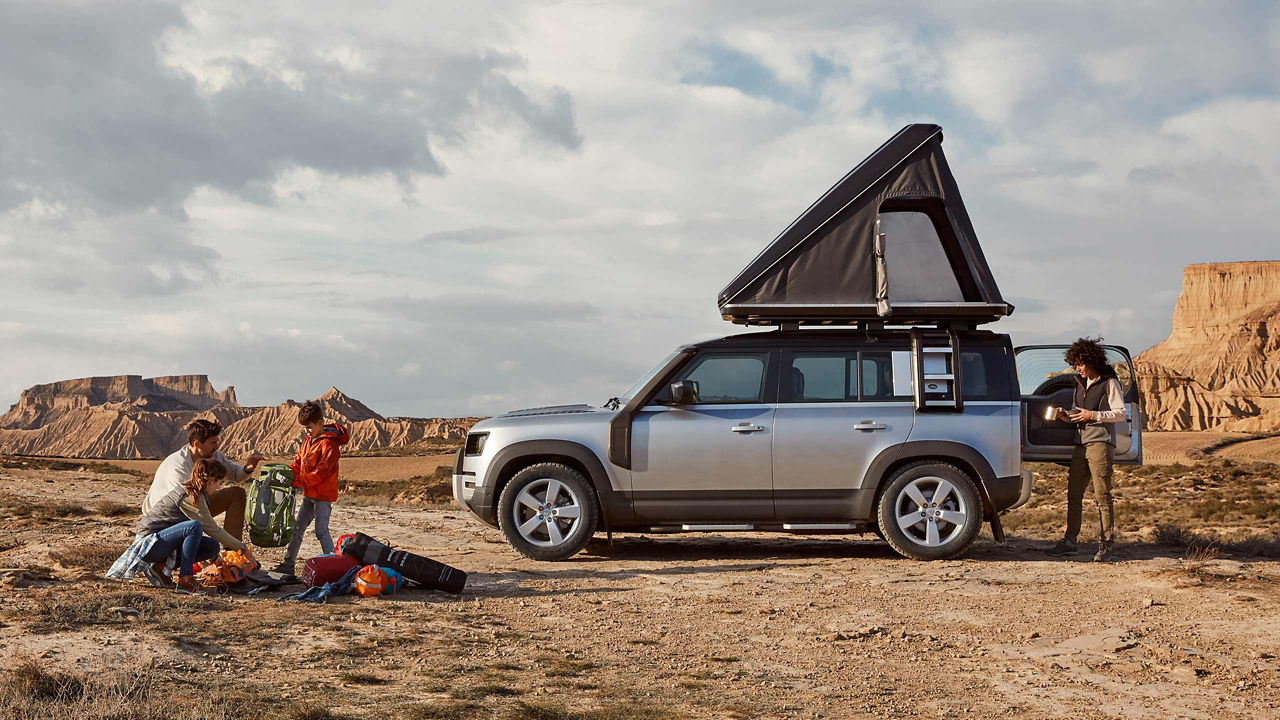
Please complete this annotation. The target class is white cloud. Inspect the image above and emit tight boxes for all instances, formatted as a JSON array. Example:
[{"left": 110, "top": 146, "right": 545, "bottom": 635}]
[
  {"left": 396, "top": 362, "right": 421, "bottom": 377},
  {"left": 944, "top": 33, "right": 1045, "bottom": 124}
]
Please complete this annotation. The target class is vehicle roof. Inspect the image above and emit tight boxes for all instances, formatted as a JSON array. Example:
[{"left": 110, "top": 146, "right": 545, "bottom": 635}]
[{"left": 683, "top": 328, "right": 1012, "bottom": 350}]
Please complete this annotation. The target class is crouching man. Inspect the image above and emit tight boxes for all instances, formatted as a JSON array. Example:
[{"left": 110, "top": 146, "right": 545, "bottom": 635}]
[
  {"left": 1047, "top": 337, "right": 1126, "bottom": 563},
  {"left": 143, "top": 419, "right": 264, "bottom": 542}
]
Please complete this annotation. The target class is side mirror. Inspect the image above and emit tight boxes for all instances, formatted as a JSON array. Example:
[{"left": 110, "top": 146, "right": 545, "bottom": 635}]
[{"left": 669, "top": 380, "right": 698, "bottom": 405}]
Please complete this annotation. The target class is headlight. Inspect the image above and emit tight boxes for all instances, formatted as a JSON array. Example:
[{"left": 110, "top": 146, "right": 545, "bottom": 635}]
[{"left": 464, "top": 432, "right": 488, "bottom": 456}]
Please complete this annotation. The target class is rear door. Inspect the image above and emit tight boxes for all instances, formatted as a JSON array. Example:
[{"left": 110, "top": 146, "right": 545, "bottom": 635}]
[
  {"left": 771, "top": 345, "right": 915, "bottom": 521},
  {"left": 1014, "top": 345, "right": 1142, "bottom": 464}
]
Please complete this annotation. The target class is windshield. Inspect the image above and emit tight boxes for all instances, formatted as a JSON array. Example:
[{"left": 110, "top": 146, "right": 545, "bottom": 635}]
[{"left": 617, "top": 350, "right": 681, "bottom": 404}]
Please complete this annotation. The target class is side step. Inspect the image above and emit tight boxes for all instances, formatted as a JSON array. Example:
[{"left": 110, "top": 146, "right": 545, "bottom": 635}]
[
  {"left": 679, "top": 524, "right": 754, "bottom": 531},
  {"left": 781, "top": 523, "right": 858, "bottom": 531}
]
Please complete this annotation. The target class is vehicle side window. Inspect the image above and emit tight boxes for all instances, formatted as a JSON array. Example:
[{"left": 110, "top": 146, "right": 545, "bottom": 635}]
[
  {"left": 666, "top": 353, "right": 768, "bottom": 404},
  {"left": 788, "top": 354, "right": 853, "bottom": 401},
  {"left": 860, "top": 351, "right": 904, "bottom": 400},
  {"left": 785, "top": 350, "right": 908, "bottom": 402},
  {"left": 960, "top": 347, "right": 1014, "bottom": 401}
]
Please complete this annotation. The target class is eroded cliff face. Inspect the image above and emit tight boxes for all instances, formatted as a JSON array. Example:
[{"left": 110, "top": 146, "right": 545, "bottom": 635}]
[
  {"left": 0, "top": 380, "right": 476, "bottom": 459},
  {"left": 1137, "top": 262, "right": 1280, "bottom": 431}
]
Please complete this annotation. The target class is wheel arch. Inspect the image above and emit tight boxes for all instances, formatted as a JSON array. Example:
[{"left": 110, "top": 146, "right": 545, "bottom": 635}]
[
  {"left": 485, "top": 440, "right": 632, "bottom": 528},
  {"left": 865, "top": 441, "right": 997, "bottom": 521}
]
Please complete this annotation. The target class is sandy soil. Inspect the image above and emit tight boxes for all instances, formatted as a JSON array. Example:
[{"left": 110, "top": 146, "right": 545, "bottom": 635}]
[
  {"left": 2, "top": 460, "right": 1279, "bottom": 719},
  {"left": 1141, "top": 432, "right": 1244, "bottom": 464},
  {"left": 107, "top": 454, "right": 456, "bottom": 485}
]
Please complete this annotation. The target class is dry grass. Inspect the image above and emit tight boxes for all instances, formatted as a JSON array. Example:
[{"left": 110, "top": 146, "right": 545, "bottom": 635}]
[
  {"left": 23, "top": 588, "right": 234, "bottom": 634},
  {"left": 0, "top": 494, "right": 92, "bottom": 520},
  {"left": 1003, "top": 460, "right": 1280, "bottom": 542},
  {"left": 0, "top": 656, "right": 273, "bottom": 720},
  {"left": 48, "top": 540, "right": 122, "bottom": 573},
  {"left": 94, "top": 500, "right": 135, "bottom": 517},
  {"left": 0, "top": 455, "right": 147, "bottom": 478}
]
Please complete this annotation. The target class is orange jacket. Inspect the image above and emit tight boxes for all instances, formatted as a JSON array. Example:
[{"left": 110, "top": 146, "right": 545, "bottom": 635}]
[{"left": 290, "top": 423, "right": 348, "bottom": 502}]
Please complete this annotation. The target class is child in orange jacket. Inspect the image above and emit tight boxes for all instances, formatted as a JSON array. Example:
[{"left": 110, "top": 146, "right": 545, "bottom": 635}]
[{"left": 274, "top": 400, "right": 349, "bottom": 574}]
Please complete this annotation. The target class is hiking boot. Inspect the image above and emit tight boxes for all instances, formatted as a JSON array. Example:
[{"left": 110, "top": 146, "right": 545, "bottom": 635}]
[
  {"left": 1046, "top": 539, "right": 1079, "bottom": 557},
  {"left": 141, "top": 562, "right": 173, "bottom": 588},
  {"left": 1093, "top": 542, "right": 1114, "bottom": 563},
  {"left": 271, "top": 561, "right": 295, "bottom": 575},
  {"left": 174, "top": 575, "right": 212, "bottom": 595}
]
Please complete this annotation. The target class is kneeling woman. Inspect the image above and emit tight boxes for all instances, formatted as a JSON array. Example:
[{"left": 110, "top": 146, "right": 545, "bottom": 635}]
[{"left": 109, "top": 458, "right": 256, "bottom": 593}]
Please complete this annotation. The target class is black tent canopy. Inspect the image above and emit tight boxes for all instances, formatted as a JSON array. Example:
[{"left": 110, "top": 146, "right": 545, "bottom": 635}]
[{"left": 718, "top": 124, "right": 1013, "bottom": 325}]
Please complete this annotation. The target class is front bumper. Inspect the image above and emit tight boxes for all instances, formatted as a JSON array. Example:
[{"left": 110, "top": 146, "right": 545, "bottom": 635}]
[{"left": 452, "top": 472, "right": 498, "bottom": 527}]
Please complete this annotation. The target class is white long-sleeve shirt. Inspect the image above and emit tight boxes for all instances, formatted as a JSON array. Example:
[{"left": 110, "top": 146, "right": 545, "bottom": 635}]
[
  {"left": 142, "top": 445, "right": 250, "bottom": 513},
  {"left": 1085, "top": 375, "right": 1127, "bottom": 423}
]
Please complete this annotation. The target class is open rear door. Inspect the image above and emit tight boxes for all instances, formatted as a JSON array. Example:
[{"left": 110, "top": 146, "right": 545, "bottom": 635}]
[{"left": 1015, "top": 345, "right": 1143, "bottom": 464}]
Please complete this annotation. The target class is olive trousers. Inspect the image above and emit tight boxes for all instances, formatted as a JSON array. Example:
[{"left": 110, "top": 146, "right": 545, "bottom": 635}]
[
  {"left": 205, "top": 486, "right": 247, "bottom": 542},
  {"left": 1065, "top": 442, "right": 1115, "bottom": 545}
]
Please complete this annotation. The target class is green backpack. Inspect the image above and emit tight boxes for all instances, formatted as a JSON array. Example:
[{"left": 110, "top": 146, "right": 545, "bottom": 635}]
[{"left": 245, "top": 464, "right": 298, "bottom": 547}]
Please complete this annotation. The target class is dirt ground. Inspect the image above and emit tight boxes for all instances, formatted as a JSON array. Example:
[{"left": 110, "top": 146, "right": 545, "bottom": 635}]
[{"left": 1, "top": 450, "right": 1279, "bottom": 720}]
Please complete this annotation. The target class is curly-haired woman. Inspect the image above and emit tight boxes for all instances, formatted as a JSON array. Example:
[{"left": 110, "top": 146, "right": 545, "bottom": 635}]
[
  {"left": 109, "top": 458, "right": 257, "bottom": 593},
  {"left": 1046, "top": 337, "right": 1126, "bottom": 562}
]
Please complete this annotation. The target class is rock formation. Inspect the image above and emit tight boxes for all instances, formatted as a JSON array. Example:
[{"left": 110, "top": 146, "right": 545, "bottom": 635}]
[
  {"left": 0, "top": 376, "right": 477, "bottom": 459},
  {"left": 1137, "top": 262, "right": 1280, "bottom": 431}
]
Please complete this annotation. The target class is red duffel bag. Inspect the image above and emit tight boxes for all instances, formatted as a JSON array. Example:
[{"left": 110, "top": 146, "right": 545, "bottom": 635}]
[{"left": 300, "top": 554, "right": 359, "bottom": 587}]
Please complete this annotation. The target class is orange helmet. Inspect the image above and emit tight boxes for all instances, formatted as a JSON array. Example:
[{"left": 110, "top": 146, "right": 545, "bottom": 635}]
[{"left": 354, "top": 565, "right": 388, "bottom": 597}]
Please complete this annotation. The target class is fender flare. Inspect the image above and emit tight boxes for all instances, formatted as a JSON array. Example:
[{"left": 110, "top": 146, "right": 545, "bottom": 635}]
[
  {"left": 863, "top": 440, "right": 1000, "bottom": 522},
  {"left": 484, "top": 439, "right": 633, "bottom": 527}
]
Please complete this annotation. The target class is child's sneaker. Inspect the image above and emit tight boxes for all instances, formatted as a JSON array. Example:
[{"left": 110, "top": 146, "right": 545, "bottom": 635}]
[{"left": 271, "top": 561, "right": 295, "bottom": 575}]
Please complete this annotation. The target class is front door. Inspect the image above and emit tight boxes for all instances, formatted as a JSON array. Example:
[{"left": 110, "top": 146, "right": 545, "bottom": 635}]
[
  {"left": 772, "top": 347, "right": 915, "bottom": 521},
  {"left": 1015, "top": 345, "right": 1143, "bottom": 464},
  {"left": 629, "top": 351, "right": 777, "bottom": 521}
]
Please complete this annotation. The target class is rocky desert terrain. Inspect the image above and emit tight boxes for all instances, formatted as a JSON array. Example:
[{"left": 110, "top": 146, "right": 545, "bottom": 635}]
[{"left": 2, "top": 435, "right": 1278, "bottom": 720}]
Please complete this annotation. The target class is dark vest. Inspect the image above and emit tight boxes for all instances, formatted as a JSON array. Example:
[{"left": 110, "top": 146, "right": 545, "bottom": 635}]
[{"left": 1073, "top": 369, "right": 1119, "bottom": 446}]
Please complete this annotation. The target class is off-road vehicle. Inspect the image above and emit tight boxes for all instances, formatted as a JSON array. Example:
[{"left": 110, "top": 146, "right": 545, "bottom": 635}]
[{"left": 452, "top": 124, "right": 1144, "bottom": 560}]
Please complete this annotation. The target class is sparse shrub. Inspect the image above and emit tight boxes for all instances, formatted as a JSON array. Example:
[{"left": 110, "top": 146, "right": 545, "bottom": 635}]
[
  {"left": 49, "top": 541, "right": 122, "bottom": 572},
  {"left": 94, "top": 500, "right": 135, "bottom": 517},
  {"left": 338, "top": 672, "right": 387, "bottom": 685},
  {"left": 450, "top": 683, "right": 521, "bottom": 700},
  {"left": 289, "top": 705, "right": 353, "bottom": 720}
]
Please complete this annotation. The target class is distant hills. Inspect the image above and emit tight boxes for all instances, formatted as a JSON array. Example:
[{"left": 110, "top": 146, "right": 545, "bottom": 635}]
[{"left": 0, "top": 376, "right": 478, "bottom": 459}]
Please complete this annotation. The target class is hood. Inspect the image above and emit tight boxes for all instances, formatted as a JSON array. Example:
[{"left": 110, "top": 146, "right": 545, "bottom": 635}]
[
  {"left": 316, "top": 422, "right": 349, "bottom": 447},
  {"left": 498, "top": 404, "right": 600, "bottom": 418}
]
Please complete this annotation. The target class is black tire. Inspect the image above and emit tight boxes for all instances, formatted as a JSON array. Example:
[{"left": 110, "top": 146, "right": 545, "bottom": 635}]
[
  {"left": 498, "top": 462, "right": 599, "bottom": 561},
  {"left": 877, "top": 461, "right": 983, "bottom": 561}
]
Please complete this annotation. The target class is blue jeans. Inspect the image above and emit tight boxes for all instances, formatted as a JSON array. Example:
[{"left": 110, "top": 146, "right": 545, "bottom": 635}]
[
  {"left": 143, "top": 520, "right": 220, "bottom": 576},
  {"left": 283, "top": 498, "right": 333, "bottom": 565}
]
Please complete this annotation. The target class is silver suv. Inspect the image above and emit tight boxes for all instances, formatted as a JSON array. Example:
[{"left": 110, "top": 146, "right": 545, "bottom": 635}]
[
  {"left": 452, "top": 123, "right": 1144, "bottom": 560},
  {"left": 452, "top": 331, "right": 1143, "bottom": 561}
]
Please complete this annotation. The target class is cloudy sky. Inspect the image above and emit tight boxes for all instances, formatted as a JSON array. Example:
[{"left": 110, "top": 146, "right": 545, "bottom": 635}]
[{"left": 1, "top": 1, "right": 1277, "bottom": 417}]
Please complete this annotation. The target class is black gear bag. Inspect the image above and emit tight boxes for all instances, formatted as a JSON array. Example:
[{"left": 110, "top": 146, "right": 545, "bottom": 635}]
[{"left": 340, "top": 532, "right": 466, "bottom": 594}]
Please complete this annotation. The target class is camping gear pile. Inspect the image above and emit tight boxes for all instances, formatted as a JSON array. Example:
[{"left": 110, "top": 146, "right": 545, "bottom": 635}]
[
  {"left": 279, "top": 531, "right": 466, "bottom": 603},
  {"left": 191, "top": 550, "right": 286, "bottom": 594}
]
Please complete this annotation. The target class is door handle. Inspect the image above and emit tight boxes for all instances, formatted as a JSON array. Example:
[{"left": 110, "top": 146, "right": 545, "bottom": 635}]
[
  {"left": 853, "top": 421, "right": 887, "bottom": 431},
  {"left": 731, "top": 424, "right": 763, "bottom": 433}
]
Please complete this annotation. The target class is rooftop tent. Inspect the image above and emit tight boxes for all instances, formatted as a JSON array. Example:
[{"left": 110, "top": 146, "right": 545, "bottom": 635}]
[{"left": 718, "top": 124, "right": 1013, "bottom": 325}]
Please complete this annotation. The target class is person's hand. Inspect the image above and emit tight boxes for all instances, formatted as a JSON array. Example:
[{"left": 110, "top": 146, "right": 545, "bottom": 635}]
[
  {"left": 244, "top": 452, "right": 265, "bottom": 473},
  {"left": 242, "top": 545, "right": 257, "bottom": 562},
  {"left": 1054, "top": 408, "right": 1069, "bottom": 422},
  {"left": 1068, "top": 408, "right": 1094, "bottom": 423}
]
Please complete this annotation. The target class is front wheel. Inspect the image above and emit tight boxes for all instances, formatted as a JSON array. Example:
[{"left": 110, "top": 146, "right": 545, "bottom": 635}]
[
  {"left": 498, "top": 463, "right": 599, "bottom": 561},
  {"left": 877, "top": 461, "right": 982, "bottom": 560}
]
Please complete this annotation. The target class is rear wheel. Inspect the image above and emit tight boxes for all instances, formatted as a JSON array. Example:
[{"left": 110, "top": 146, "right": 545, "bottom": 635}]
[
  {"left": 877, "top": 461, "right": 982, "bottom": 560},
  {"left": 498, "top": 463, "right": 599, "bottom": 561}
]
